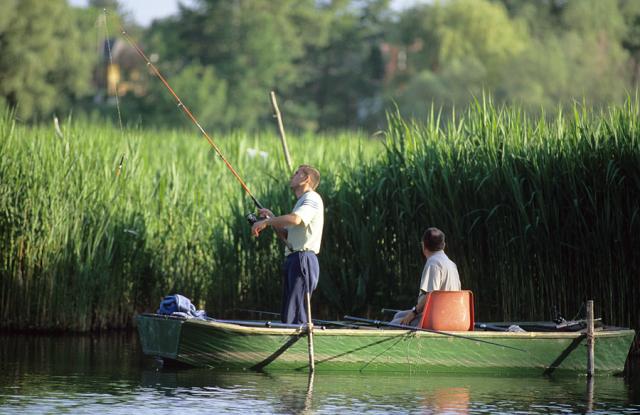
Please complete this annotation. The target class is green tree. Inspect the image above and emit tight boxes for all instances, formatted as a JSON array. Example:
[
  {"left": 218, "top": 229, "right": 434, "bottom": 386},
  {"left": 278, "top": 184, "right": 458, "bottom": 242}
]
[
  {"left": 496, "top": 0, "right": 566, "bottom": 36},
  {"left": 146, "top": 0, "right": 314, "bottom": 131},
  {"left": 142, "top": 0, "right": 390, "bottom": 132},
  {"left": 0, "top": 0, "right": 96, "bottom": 120},
  {"left": 392, "top": 0, "right": 633, "bottom": 118},
  {"left": 618, "top": 0, "right": 640, "bottom": 86},
  {"left": 121, "top": 63, "right": 228, "bottom": 131},
  {"left": 502, "top": 0, "right": 630, "bottom": 110},
  {"left": 392, "top": 0, "right": 529, "bottom": 119},
  {"left": 293, "top": 0, "right": 390, "bottom": 131}
]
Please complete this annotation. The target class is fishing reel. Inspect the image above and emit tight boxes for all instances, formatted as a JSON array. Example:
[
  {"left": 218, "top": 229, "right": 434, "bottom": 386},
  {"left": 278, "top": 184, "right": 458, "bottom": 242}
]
[{"left": 246, "top": 212, "right": 259, "bottom": 225}]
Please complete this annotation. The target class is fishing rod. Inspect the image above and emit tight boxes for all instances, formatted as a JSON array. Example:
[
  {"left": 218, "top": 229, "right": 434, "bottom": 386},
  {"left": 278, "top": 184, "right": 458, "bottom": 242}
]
[
  {"left": 381, "top": 308, "right": 401, "bottom": 315},
  {"left": 344, "top": 315, "right": 527, "bottom": 352},
  {"left": 237, "top": 309, "right": 362, "bottom": 329},
  {"left": 119, "top": 26, "right": 263, "bottom": 215},
  {"left": 205, "top": 317, "right": 320, "bottom": 330}
]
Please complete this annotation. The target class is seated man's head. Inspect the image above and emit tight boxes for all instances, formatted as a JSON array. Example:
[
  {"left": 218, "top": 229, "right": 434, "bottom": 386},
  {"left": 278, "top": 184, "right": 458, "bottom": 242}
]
[{"left": 422, "top": 227, "right": 445, "bottom": 255}]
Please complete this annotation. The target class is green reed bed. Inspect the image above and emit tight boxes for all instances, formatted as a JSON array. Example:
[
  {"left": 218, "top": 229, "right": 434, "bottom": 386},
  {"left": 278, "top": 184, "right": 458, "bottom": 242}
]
[
  {"left": 0, "top": 114, "right": 377, "bottom": 331},
  {"left": 1, "top": 98, "right": 639, "bottom": 331},
  {"left": 318, "top": 100, "right": 639, "bottom": 327}
]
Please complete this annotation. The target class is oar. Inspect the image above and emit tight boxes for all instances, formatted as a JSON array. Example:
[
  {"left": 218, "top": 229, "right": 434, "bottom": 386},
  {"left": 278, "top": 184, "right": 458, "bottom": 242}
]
[{"left": 344, "top": 316, "right": 527, "bottom": 352}]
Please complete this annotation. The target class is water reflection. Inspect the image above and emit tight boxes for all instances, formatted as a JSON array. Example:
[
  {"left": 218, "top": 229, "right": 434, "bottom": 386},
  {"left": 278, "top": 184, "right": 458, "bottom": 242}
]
[
  {"left": 586, "top": 376, "right": 594, "bottom": 413},
  {"left": 135, "top": 368, "right": 638, "bottom": 414},
  {"left": 421, "top": 386, "right": 470, "bottom": 414},
  {"left": 1, "top": 333, "right": 639, "bottom": 414}
]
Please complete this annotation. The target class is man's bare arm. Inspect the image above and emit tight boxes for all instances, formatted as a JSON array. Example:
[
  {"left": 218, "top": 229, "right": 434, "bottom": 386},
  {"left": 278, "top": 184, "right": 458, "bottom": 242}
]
[{"left": 251, "top": 213, "right": 301, "bottom": 237}]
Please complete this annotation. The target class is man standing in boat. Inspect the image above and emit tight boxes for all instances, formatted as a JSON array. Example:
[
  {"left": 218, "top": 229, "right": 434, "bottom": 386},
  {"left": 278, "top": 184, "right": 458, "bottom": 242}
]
[
  {"left": 251, "top": 165, "right": 324, "bottom": 324},
  {"left": 391, "top": 227, "right": 460, "bottom": 326}
]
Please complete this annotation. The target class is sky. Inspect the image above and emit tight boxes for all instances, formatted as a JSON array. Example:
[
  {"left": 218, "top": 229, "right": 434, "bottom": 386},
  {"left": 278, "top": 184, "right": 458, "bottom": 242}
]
[
  {"left": 68, "top": 0, "right": 197, "bottom": 27},
  {"left": 68, "top": 0, "right": 422, "bottom": 27}
]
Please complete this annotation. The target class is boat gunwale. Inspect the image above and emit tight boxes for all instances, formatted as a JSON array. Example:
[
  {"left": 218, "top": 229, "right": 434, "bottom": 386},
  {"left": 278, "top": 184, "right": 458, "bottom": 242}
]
[{"left": 138, "top": 314, "right": 635, "bottom": 340}]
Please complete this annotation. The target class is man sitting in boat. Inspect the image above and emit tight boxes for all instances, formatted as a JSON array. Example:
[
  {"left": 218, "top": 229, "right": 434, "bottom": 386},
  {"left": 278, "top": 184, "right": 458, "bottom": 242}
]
[
  {"left": 251, "top": 165, "right": 324, "bottom": 325},
  {"left": 391, "top": 227, "right": 461, "bottom": 326}
]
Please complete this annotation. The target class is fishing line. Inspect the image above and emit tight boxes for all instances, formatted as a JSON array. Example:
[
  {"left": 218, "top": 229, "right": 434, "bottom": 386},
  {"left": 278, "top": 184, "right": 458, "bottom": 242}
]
[
  {"left": 103, "top": 9, "right": 124, "bottom": 132},
  {"left": 118, "top": 25, "right": 263, "bottom": 210},
  {"left": 102, "top": 9, "right": 126, "bottom": 177}
]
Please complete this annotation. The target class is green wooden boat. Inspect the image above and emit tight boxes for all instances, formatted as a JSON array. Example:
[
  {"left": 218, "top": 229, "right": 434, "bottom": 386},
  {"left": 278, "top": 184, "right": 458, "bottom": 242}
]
[{"left": 136, "top": 313, "right": 635, "bottom": 375}]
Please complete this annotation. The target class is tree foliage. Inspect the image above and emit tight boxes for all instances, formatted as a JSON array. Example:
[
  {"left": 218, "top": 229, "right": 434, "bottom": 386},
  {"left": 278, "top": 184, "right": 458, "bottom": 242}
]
[
  {"left": 393, "top": 0, "right": 530, "bottom": 117},
  {"left": 1, "top": 0, "right": 640, "bottom": 129},
  {"left": 121, "top": 63, "right": 228, "bottom": 130},
  {"left": 146, "top": 0, "right": 315, "bottom": 130},
  {"left": 0, "top": 0, "right": 95, "bottom": 120}
]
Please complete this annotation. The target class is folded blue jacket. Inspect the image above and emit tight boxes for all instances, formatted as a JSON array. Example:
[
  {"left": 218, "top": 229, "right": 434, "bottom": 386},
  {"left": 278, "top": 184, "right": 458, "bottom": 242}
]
[{"left": 157, "top": 294, "right": 207, "bottom": 319}]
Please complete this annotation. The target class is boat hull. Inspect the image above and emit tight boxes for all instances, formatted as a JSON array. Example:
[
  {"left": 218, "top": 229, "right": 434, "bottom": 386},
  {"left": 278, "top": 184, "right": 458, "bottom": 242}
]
[{"left": 136, "top": 314, "right": 635, "bottom": 375}]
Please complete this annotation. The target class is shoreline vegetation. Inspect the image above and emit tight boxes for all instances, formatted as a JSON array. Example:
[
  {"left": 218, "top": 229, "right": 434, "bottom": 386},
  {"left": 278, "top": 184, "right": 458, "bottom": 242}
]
[{"left": 1, "top": 99, "right": 638, "bottom": 332}]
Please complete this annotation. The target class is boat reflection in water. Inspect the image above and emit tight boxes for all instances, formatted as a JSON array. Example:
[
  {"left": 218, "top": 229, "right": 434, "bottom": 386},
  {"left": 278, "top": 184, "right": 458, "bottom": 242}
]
[
  {"left": 137, "top": 363, "right": 636, "bottom": 414},
  {"left": 1, "top": 333, "right": 639, "bottom": 414},
  {"left": 422, "top": 386, "right": 470, "bottom": 414}
]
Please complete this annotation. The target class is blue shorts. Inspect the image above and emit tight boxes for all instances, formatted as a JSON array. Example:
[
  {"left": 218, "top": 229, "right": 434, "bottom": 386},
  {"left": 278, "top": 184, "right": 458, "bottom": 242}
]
[{"left": 281, "top": 251, "right": 319, "bottom": 324}]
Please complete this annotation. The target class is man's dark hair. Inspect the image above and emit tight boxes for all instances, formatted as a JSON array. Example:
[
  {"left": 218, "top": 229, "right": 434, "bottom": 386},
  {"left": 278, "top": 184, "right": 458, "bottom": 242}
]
[{"left": 422, "top": 227, "right": 445, "bottom": 251}]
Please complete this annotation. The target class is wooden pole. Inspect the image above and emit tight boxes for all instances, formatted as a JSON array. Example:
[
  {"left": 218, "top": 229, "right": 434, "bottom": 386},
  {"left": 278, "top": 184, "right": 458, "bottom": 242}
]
[
  {"left": 269, "top": 91, "right": 293, "bottom": 172},
  {"left": 586, "top": 300, "right": 595, "bottom": 377},
  {"left": 586, "top": 376, "right": 594, "bottom": 412},
  {"left": 305, "top": 291, "right": 315, "bottom": 372},
  {"left": 302, "top": 370, "right": 315, "bottom": 414}
]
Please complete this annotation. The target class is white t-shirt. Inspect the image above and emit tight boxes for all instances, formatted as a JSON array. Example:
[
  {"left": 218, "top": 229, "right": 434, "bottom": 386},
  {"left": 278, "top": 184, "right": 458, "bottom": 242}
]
[
  {"left": 285, "top": 190, "right": 324, "bottom": 255},
  {"left": 419, "top": 250, "right": 461, "bottom": 293}
]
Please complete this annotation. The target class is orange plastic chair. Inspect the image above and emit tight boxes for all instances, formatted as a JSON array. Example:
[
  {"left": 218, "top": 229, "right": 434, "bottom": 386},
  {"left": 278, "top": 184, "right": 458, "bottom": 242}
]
[{"left": 419, "top": 290, "right": 474, "bottom": 331}]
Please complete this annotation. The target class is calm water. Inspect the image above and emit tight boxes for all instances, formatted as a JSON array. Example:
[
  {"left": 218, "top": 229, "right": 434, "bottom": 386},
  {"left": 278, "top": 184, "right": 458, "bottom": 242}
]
[{"left": 1, "top": 333, "right": 639, "bottom": 414}]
